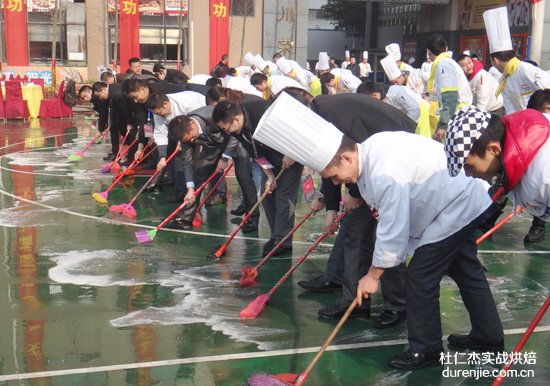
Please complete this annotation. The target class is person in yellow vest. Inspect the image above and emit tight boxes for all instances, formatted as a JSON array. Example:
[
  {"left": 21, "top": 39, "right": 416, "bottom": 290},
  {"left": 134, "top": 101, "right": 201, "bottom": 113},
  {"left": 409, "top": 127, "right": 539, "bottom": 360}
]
[
  {"left": 276, "top": 57, "right": 322, "bottom": 97},
  {"left": 249, "top": 73, "right": 304, "bottom": 100},
  {"left": 385, "top": 43, "right": 424, "bottom": 95},
  {"left": 380, "top": 56, "right": 431, "bottom": 138},
  {"left": 425, "top": 34, "right": 473, "bottom": 141}
]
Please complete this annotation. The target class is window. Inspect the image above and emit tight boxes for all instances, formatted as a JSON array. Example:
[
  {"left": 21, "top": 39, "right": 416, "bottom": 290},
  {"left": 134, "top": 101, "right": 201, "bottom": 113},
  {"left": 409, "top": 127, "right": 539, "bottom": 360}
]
[{"left": 231, "top": 0, "right": 254, "bottom": 17}]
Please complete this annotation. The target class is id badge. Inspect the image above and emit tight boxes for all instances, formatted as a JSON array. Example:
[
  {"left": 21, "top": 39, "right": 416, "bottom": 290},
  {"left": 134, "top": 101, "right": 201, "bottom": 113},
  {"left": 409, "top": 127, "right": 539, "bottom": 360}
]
[
  {"left": 301, "top": 174, "right": 316, "bottom": 202},
  {"left": 255, "top": 157, "right": 274, "bottom": 170},
  {"left": 144, "top": 123, "right": 154, "bottom": 138}
]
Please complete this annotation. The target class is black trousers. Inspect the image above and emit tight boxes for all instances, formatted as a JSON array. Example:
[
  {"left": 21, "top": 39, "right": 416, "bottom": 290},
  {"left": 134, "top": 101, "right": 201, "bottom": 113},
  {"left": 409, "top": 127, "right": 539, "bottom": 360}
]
[
  {"left": 233, "top": 151, "right": 260, "bottom": 222},
  {"left": 406, "top": 206, "right": 504, "bottom": 352}
]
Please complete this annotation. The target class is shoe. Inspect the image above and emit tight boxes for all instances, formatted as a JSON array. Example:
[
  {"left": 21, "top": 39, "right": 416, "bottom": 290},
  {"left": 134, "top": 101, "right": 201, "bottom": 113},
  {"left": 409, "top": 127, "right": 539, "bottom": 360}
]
[
  {"left": 144, "top": 176, "right": 163, "bottom": 192},
  {"left": 388, "top": 348, "right": 441, "bottom": 370},
  {"left": 103, "top": 153, "right": 115, "bottom": 161},
  {"left": 524, "top": 225, "right": 546, "bottom": 243},
  {"left": 447, "top": 334, "right": 504, "bottom": 352},
  {"left": 374, "top": 310, "right": 407, "bottom": 329},
  {"left": 169, "top": 216, "right": 193, "bottom": 230},
  {"left": 262, "top": 239, "right": 276, "bottom": 256},
  {"left": 166, "top": 192, "right": 185, "bottom": 203},
  {"left": 206, "top": 193, "right": 226, "bottom": 207},
  {"left": 298, "top": 275, "right": 342, "bottom": 293},
  {"left": 265, "top": 243, "right": 292, "bottom": 257},
  {"left": 318, "top": 303, "right": 371, "bottom": 319},
  {"left": 230, "top": 204, "right": 247, "bottom": 216},
  {"left": 242, "top": 220, "right": 259, "bottom": 233}
]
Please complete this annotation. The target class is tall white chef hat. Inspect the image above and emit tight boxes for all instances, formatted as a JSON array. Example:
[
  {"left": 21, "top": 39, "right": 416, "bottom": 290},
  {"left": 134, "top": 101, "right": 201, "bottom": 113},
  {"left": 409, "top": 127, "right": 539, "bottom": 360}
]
[
  {"left": 252, "top": 54, "right": 268, "bottom": 71},
  {"left": 253, "top": 92, "right": 344, "bottom": 173},
  {"left": 381, "top": 55, "right": 402, "bottom": 82},
  {"left": 483, "top": 7, "right": 513, "bottom": 54},
  {"left": 385, "top": 43, "right": 402, "bottom": 61},
  {"left": 276, "top": 57, "right": 293, "bottom": 75},
  {"left": 244, "top": 52, "right": 255, "bottom": 66},
  {"left": 362, "top": 51, "right": 369, "bottom": 60},
  {"left": 345, "top": 50, "right": 350, "bottom": 58},
  {"left": 317, "top": 52, "right": 330, "bottom": 71}
]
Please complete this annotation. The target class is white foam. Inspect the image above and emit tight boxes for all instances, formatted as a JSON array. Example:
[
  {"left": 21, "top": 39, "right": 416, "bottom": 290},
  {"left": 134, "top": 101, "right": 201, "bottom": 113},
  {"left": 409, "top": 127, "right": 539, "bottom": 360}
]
[{"left": 0, "top": 206, "right": 58, "bottom": 227}]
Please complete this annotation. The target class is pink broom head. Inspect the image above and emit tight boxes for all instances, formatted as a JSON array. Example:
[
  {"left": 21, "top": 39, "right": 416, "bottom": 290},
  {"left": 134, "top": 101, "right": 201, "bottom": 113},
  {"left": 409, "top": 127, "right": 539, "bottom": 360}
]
[
  {"left": 248, "top": 373, "right": 297, "bottom": 386},
  {"left": 135, "top": 229, "right": 156, "bottom": 244},
  {"left": 240, "top": 293, "right": 270, "bottom": 319},
  {"left": 100, "top": 164, "right": 112, "bottom": 174},
  {"left": 121, "top": 204, "right": 138, "bottom": 218},
  {"left": 239, "top": 266, "right": 258, "bottom": 287},
  {"left": 110, "top": 163, "right": 122, "bottom": 174},
  {"left": 109, "top": 204, "right": 125, "bottom": 214},
  {"left": 192, "top": 212, "right": 203, "bottom": 228}
]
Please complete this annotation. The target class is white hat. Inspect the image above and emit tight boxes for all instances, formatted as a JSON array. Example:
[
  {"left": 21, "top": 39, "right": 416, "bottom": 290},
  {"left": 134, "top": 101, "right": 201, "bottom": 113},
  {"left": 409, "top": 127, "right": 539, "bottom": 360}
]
[
  {"left": 276, "top": 57, "right": 293, "bottom": 75},
  {"left": 463, "top": 50, "right": 471, "bottom": 56},
  {"left": 345, "top": 50, "right": 350, "bottom": 58},
  {"left": 380, "top": 56, "right": 402, "bottom": 82},
  {"left": 385, "top": 43, "right": 401, "bottom": 61},
  {"left": 253, "top": 92, "right": 344, "bottom": 173},
  {"left": 244, "top": 52, "right": 255, "bottom": 66},
  {"left": 252, "top": 54, "right": 268, "bottom": 71},
  {"left": 317, "top": 52, "right": 329, "bottom": 71},
  {"left": 483, "top": 7, "right": 513, "bottom": 54},
  {"left": 362, "top": 51, "right": 368, "bottom": 60},
  {"left": 97, "top": 65, "right": 108, "bottom": 75}
]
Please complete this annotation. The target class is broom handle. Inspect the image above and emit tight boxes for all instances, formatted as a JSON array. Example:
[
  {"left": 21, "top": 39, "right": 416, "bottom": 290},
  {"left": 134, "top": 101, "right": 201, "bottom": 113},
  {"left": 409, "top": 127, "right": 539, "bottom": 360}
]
[
  {"left": 154, "top": 169, "right": 220, "bottom": 231},
  {"left": 79, "top": 131, "right": 102, "bottom": 153},
  {"left": 104, "top": 143, "right": 154, "bottom": 193},
  {"left": 255, "top": 210, "right": 315, "bottom": 270},
  {"left": 476, "top": 211, "right": 515, "bottom": 245},
  {"left": 492, "top": 294, "right": 550, "bottom": 386},
  {"left": 113, "top": 129, "right": 131, "bottom": 160},
  {"left": 195, "top": 163, "right": 234, "bottom": 213},
  {"left": 126, "top": 146, "right": 181, "bottom": 207},
  {"left": 267, "top": 211, "right": 347, "bottom": 296},
  {"left": 295, "top": 299, "right": 358, "bottom": 386},
  {"left": 216, "top": 168, "right": 285, "bottom": 256}
]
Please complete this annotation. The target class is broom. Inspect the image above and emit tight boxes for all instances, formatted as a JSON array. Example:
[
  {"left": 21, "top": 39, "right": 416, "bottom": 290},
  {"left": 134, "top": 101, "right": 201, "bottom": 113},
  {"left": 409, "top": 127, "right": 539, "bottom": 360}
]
[
  {"left": 476, "top": 209, "right": 518, "bottom": 245},
  {"left": 206, "top": 169, "right": 285, "bottom": 261},
  {"left": 240, "top": 211, "right": 347, "bottom": 319},
  {"left": 92, "top": 143, "right": 156, "bottom": 204},
  {"left": 100, "top": 130, "right": 131, "bottom": 173},
  {"left": 109, "top": 147, "right": 181, "bottom": 217},
  {"left": 240, "top": 210, "right": 315, "bottom": 287},
  {"left": 67, "top": 129, "right": 108, "bottom": 162},
  {"left": 248, "top": 299, "right": 358, "bottom": 386},
  {"left": 134, "top": 169, "right": 221, "bottom": 244},
  {"left": 191, "top": 163, "right": 234, "bottom": 227}
]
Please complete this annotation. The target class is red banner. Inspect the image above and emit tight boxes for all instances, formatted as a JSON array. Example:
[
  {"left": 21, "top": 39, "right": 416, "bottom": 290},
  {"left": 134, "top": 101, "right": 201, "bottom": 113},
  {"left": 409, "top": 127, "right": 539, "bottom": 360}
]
[
  {"left": 119, "top": 0, "right": 141, "bottom": 72},
  {"left": 4, "top": 0, "right": 29, "bottom": 66},
  {"left": 209, "top": 0, "right": 230, "bottom": 71}
]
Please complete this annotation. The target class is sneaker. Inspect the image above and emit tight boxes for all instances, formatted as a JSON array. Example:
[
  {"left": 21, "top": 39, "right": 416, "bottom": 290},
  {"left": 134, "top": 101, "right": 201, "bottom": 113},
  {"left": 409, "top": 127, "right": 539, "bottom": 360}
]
[
  {"left": 447, "top": 334, "right": 504, "bottom": 352},
  {"left": 388, "top": 348, "right": 442, "bottom": 370},
  {"left": 169, "top": 216, "right": 193, "bottom": 230},
  {"left": 524, "top": 225, "right": 546, "bottom": 243}
]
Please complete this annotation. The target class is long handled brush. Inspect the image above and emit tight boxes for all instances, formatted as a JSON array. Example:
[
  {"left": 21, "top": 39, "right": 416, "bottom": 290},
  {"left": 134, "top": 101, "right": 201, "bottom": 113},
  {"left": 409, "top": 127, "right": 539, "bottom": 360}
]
[
  {"left": 248, "top": 299, "right": 358, "bottom": 386},
  {"left": 194, "top": 163, "right": 234, "bottom": 214},
  {"left": 206, "top": 169, "right": 285, "bottom": 261},
  {"left": 240, "top": 210, "right": 315, "bottom": 287},
  {"left": 92, "top": 144, "right": 156, "bottom": 204},
  {"left": 492, "top": 294, "right": 550, "bottom": 386},
  {"left": 67, "top": 130, "right": 107, "bottom": 162},
  {"left": 240, "top": 211, "right": 347, "bottom": 319},
  {"left": 134, "top": 169, "right": 221, "bottom": 244},
  {"left": 101, "top": 138, "right": 137, "bottom": 174},
  {"left": 109, "top": 147, "right": 181, "bottom": 217},
  {"left": 100, "top": 130, "right": 131, "bottom": 173},
  {"left": 475, "top": 208, "right": 520, "bottom": 245}
]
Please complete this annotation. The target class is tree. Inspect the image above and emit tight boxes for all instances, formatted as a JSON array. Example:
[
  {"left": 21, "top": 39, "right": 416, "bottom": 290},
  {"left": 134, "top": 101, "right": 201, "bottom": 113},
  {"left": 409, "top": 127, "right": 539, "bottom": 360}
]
[{"left": 321, "top": 0, "right": 367, "bottom": 38}]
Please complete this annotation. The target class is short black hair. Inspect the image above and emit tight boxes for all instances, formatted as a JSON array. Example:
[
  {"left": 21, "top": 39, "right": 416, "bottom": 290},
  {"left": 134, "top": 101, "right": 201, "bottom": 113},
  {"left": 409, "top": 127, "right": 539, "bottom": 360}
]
[
  {"left": 91, "top": 81, "right": 108, "bottom": 94},
  {"left": 168, "top": 115, "right": 193, "bottom": 142},
  {"left": 122, "top": 78, "right": 149, "bottom": 94},
  {"left": 490, "top": 50, "right": 516, "bottom": 62},
  {"left": 469, "top": 114, "right": 505, "bottom": 158},
  {"left": 146, "top": 92, "right": 169, "bottom": 110},
  {"left": 152, "top": 63, "right": 165, "bottom": 73},
  {"left": 426, "top": 34, "right": 448, "bottom": 56},
  {"left": 356, "top": 81, "right": 382, "bottom": 96},
  {"left": 212, "top": 100, "right": 243, "bottom": 125},
  {"left": 227, "top": 67, "right": 237, "bottom": 76},
  {"left": 250, "top": 73, "right": 268, "bottom": 86},
  {"left": 205, "top": 77, "right": 222, "bottom": 87},
  {"left": 78, "top": 84, "right": 92, "bottom": 97},
  {"left": 129, "top": 57, "right": 141, "bottom": 66},
  {"left": 456, "top": 54, "right": 471, "bottom": 63},
  {"left": 99, "top": 71, "right": 115, "bottom": 82},
  {"left": 319, "top": 72, "right": 335, "bottom": 85},
  {"left": 527, "top": 89, "right": 550, "bottom": 112}
]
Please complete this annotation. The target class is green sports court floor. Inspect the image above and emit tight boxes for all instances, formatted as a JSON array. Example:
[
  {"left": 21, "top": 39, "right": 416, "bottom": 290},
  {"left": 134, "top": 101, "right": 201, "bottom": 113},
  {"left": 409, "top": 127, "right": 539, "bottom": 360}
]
[{"left": 0, "top": 117, "right": 549, "bottom": 385}]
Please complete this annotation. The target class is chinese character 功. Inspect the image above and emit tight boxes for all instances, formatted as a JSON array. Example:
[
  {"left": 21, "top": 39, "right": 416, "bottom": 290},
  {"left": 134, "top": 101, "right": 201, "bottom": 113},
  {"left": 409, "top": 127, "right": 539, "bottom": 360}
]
[
  {"left": 122, "top": 0, "right": 137, "bottom": 15},
  {"left": 7, "top": 0, "right": 23, "bottom": 12},
  {"left": 212, "top": 2, "right": 227, "bottom": 18}
]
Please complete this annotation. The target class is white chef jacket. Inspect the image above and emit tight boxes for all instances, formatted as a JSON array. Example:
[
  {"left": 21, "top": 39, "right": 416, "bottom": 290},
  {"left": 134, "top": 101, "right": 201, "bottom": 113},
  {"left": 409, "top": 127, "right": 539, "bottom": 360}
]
[
  {"left": 433, "top": 57, "right": 473, "bottom": 109},
  {"left": 469, "top": 69, "right": 503, "bottom": 112},
  {"left": 502, "top": 61, "right": 550, "bottom": 114},
  {"left": 385, "top": 85, "right": 425, "bottom": 122}
]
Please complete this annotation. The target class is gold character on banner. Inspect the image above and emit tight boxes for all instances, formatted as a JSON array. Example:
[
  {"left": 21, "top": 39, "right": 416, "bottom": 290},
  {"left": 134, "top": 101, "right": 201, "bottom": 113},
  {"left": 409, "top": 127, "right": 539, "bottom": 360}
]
[
  {"left": 122, "top": 0, "right": 137, "bottom": 15},
  {"left": 213, "top": 2, "right": 227, "bottom": 18},
  {"left": 7, "top": 0, "right": 23, "bottom": 12}
]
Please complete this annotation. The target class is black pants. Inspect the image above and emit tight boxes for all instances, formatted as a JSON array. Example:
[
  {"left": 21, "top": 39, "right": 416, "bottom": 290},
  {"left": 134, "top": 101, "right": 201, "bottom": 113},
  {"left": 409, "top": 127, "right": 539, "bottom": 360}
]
[
  {"left": 233, "top": 152, "right": 260, "bottom": 222},
  {"left": 406, "top": 206, "right": 504, "bottom": 352}
]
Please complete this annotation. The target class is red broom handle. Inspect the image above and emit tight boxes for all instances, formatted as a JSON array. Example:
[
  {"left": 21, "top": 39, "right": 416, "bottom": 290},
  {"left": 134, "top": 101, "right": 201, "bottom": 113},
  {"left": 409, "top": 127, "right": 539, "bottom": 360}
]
[
  {"left": 114, "top": 130, "right": 131, "bottom": 159},
  {"left": 266, "top": 211, "right": 347, "bottom": 296},
  {"left": 154, "top": 169, "right": 220, "bottom": 231},
  {"left": 122, "top": 142, "right": 156, "bottom": 175},
  {"left": 103, "top": 144, "right": 157, "bottom": 194},
  {"left": 476, "top": 211, "right": 515, "bottom": 245},
  {"left": 78, "top": 131, "right": 102, "bottom": 153},
  {"left": 492, "top": 294, "right": 550, "bottom": 386},
  {"left": 195, "top": 163, "right": 234, "bottom": 213}
]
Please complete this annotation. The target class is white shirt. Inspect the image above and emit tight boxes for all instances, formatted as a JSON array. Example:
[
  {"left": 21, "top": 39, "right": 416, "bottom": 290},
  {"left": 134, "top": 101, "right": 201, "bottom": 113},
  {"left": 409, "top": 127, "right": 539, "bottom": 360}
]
[
  {"left": 359, "top": 62, "right": 372, "bottom": 78},
  {"left": 469, "top": 69, "right": 503, "bottom": 112},
  {"left": 400, "top": 62, "right": 425, "bottom": 95},
  {"left": 385, "top": 85, "right": 425, "bottom": 123},
  {"left": 433, "top": 57, "right": 473, "bottom": 107},
  {"left": 502, "top": 61, "right": 550, "bottom": 114},
  {"left": 329, "top": 68, "right": 362, "bottom": 93},
  {"left": 356, "top": 132, "right": 491, "bottom": 268},
  {"left": 269, "top": 75, "right": 304, "bottom": 96}
]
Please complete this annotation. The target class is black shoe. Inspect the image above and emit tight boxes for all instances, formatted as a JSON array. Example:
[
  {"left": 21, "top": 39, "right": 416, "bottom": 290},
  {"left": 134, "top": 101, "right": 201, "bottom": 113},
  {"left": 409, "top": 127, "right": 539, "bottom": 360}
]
[
  {"left": 524, "top": 225, "right": 546, "bottom": 243},
  {"left": 317, "top": 303, "right": 370, "bottom": 319},
  {"left": 447, "top": 334, "right": 504, "bottom": 352},
  {"left": 230, "top": 204, "right": 247, "bottom": 217},
  {"left": 298, "top": 275, "right": 342, "bottom": 293},
  {"left": 266, "top": 243, "right": 292, "bottom": 257},
  {"left": 103, "top": 153, "right": 115, "bottom": 161},
  {"left": 166, "top": 192, "right": 185, "bottom": 203},
  {"left": 374, "top": 310, "right": 407, "bottom": 329},
  {"left": 242, "top": 220, "right": 259, "bottom": 233},
  {"left": 388, "top": 348, "right": 442, "bottom": 370},
  {"left": 169, "top": 216, "right": 193, "bottom": 230}
]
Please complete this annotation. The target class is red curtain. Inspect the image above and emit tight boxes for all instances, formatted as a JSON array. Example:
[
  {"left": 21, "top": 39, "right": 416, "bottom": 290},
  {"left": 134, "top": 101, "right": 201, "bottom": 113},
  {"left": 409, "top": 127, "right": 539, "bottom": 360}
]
[
  {"left": 209, "top": 0, "right": 230, "bottom": 71},
  {"left": 4, "top": 0, "right": 29, "bottom": 66},
  {"left": 119, "top": 0, "right": 140, "bottom": 73}
]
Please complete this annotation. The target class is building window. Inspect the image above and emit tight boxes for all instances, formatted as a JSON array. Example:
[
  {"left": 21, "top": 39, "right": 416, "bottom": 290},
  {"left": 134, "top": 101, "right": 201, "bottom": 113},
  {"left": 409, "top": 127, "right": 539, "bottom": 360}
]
[{"left": 231, "top": 0, "right": 254, "bottom": 17}]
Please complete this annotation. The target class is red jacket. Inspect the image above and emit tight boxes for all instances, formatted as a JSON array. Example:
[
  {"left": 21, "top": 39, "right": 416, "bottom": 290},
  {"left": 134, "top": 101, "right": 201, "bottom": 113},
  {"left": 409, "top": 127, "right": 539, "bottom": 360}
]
[{"left": 501, "top": 109, "right": 550, "bottom": 193}]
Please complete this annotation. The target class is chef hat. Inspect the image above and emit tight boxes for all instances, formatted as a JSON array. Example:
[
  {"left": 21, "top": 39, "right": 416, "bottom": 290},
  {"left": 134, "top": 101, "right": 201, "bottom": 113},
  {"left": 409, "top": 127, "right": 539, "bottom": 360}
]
[
  {"left": 253, "top": 92, "right": 344, "bottom": 173},
  {"left": 97, "top": 65, "right": 108, "bottom": 75},
  {"left": 362, "top": 51, "right": 369, "bottom": 60},
  {"left": 276, "top": 57, "right": 293, "bottom": 75},
  {"left": 444, "top": 105, "right": 492, "bottom": 177},
  {"left": 381, "top": 56, "right": 402, "bottom": 82},
  {"left": 463, "top": 50, "right": 471, "bottom": 56},
  {"left": 317, "top": 52, "right": 330, "bottom": 71},
  {"left": 252, "top": 54, "right": 268, "bottom": 71},
  {"left": 345, "top": 50, "right": 350, "bottom": 58},
  {"left": 483, "top": 7, "right": 513, "bottom": 54},
  {"left": 244, "top": 52, "right": 255, "bottom": 66},
  {"left": 385, "top": 43, "right": 401, "bottom": 61}
]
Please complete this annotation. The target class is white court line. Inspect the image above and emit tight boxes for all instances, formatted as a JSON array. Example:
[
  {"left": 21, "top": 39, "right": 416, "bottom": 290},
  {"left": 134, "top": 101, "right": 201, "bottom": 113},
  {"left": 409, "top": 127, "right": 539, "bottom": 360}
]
[{"left": 0, "top": 326, "right": 549, "bottom": 382}]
